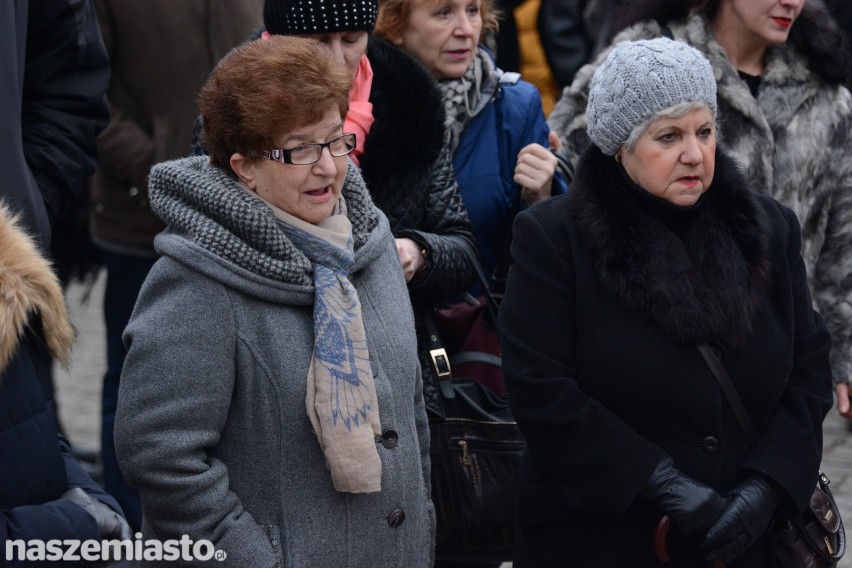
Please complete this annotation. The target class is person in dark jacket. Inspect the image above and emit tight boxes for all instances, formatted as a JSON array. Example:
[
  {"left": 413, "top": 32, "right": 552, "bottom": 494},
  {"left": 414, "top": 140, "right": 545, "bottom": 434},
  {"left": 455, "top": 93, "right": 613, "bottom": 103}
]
[
  {"left": 1, "top": 0, "right": 109, "bottom": 256},
  {"left": 192, "top": 0, "right": 477, "bottom": 419},
  {"left": 1, "top": 0, "right": 110, "bottom": 437},
  {"left": 499, "top": 38, "right": 833, "bottom": 567},
  {"left": 0, "top": 201, "right": 131, "bottom": 566}
]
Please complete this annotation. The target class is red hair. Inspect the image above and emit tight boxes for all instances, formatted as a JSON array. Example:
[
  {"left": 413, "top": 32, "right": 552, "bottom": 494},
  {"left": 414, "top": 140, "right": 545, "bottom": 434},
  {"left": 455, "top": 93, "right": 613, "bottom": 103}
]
[
  {"left": 199, "top": 36, "right": 352, "bottom": 178},
  {"left": 374, "top": 0, "right": 500, "bottom": 43}
]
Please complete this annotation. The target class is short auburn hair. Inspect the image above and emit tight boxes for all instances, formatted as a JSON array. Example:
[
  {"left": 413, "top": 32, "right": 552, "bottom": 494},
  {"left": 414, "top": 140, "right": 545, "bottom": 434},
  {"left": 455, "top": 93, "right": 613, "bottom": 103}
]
[
  {"left": 374, "top": 0, "right": 500, "bottom": 43},
  {"left": 199, "top": 36, "right": 352, "bottom": 178}
]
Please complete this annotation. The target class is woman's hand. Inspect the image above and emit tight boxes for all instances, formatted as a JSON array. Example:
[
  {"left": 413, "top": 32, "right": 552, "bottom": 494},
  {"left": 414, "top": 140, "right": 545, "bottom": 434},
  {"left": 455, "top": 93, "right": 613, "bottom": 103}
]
[
  {"left": 703, "top": 475, "right": 781, "bottom": 564},
  {"left": 61, "top": 487, "right": 133, "bottom": 540},
  {"left": 835, "top": 382, "right": 852, "bottom": 419},
  {"left": 395, "top": 238, "right": 426, "bottom": 282},
  {"left": 516, "top": 131, "right": 562, "bottom": 206},
  {"left": 643, "top": 457, "right": 728, "bottom": 536}
]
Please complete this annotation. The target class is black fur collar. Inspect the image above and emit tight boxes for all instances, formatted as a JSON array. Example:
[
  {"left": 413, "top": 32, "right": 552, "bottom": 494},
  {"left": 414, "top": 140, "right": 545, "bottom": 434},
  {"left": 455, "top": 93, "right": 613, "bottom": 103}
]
[
  {"left": 359, "top": 38, "right": 445, "bottom": 207},
  {"left": 569, "top": 146, "right": 771, "bottom": 348}
]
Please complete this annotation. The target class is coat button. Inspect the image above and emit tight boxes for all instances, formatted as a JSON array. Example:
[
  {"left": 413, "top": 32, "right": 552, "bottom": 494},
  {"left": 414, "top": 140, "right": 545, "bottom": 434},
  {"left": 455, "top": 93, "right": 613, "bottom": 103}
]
[
  {"left": 387, "top": 509, "right": 406, "bottom": 528},
  {"left": 379, "top": 430, "right": 398, "bottom": 449},
  {"left": 702, "top": 436, "right": 720, "bottom": 454}
]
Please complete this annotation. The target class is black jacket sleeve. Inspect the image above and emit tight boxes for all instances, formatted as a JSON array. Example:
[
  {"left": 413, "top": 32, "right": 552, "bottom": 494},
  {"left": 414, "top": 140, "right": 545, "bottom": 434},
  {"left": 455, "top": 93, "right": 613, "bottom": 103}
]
[
  {"left": 23, "top": 0, "right": 110, "bottom": 225},
  {"left": 401, "top": 146, "right": 477, "bottom": 301}
]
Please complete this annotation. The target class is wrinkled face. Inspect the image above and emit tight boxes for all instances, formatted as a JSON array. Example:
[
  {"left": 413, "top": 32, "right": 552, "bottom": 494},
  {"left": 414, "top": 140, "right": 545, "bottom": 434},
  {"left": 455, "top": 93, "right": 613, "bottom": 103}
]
[
  {"left": 620, "top": 107, "right": 717, "bottom": 207},
  {"left": 306, "top": 31, "right": 369, "bottom": 77},
  {"left": 391, "top": 0, "right": 483, "bottom": 80},
  {"left": 231, "top": 109, "right": 348, "bottom": 224},
  {"left": 718, "top": 0, "right": 805, "bottom": 46}
]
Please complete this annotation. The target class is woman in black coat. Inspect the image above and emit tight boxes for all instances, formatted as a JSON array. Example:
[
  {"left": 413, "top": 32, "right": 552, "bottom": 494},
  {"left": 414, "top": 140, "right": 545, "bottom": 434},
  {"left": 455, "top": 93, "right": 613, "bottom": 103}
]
[
  {"left": 0, "top": 201, "right": 131, "bottom": 566},
  {"left": 499, "top": 38, "right": 833, "bottom": 567}
]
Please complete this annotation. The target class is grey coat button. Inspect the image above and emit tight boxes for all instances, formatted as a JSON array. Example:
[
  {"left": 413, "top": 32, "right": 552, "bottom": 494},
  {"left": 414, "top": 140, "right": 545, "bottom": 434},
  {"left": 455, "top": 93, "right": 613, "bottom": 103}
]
[
  {"left": 702, "top": 436, "right": 720, "bottom": 454},
  {"left": 387, "top": 509, "right": 406, "bottom": 528},
  {"left": 380, "top": 430, "right": 399, "bottom": 449}
]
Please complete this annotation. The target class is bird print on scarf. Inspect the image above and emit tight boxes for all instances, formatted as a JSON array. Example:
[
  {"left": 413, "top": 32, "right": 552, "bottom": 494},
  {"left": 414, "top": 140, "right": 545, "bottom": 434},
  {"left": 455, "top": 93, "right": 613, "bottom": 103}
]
[
  {"left": 276, "top": 221, "right": 377, "bottom": 433},
  {"left": 312, "top": 264, "right": 374, "bottom": 431}
]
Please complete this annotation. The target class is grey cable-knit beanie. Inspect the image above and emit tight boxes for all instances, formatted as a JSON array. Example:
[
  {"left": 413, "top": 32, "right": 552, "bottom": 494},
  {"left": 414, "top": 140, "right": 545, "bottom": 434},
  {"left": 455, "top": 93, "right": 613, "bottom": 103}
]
[{"left": 587, "top": 37, "right": 717, "bottom": 155}]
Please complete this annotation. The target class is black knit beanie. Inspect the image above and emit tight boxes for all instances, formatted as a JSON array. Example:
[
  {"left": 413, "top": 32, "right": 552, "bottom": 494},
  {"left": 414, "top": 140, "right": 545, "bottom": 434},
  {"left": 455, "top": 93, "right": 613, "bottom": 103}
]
[{"left": 263, "top": 0, "right": 378, "bottom": 35}]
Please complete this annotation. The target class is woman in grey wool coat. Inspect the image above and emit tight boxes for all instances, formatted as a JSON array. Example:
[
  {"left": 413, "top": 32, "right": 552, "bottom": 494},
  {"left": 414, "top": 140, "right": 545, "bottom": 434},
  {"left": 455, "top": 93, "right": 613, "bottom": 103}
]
[
  {"left": 549, "top": 0, "right": 852, "bottom": 422},
  {"left": 114, "top": 36, "right": 434, "bottom": 567}
]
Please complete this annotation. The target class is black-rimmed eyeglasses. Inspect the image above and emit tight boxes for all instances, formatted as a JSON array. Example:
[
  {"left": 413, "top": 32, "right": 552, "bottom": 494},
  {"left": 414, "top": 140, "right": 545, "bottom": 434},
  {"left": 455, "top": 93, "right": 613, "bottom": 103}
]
[{"left": 261, "top": 133, "right": 356, "bottom": 165}]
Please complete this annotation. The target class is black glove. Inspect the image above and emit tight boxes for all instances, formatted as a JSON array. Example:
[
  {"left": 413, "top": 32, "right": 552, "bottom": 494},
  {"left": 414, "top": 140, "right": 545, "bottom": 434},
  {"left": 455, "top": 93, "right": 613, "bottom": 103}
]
[
  {"left": 702, "top": 474, "right": 781, "bottom": 563},
  {"left": 643, "top": 457, "right": 728, "bottom": 535},
  {"left": 61, "top": 487, "right": 133, "bottom": 540}
]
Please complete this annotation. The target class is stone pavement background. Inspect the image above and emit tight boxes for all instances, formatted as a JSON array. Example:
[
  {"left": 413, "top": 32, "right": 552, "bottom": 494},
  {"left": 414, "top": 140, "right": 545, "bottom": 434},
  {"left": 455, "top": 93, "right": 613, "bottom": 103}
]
[{"left": 55, "top": 272, "right": 852, "bottom": 568}]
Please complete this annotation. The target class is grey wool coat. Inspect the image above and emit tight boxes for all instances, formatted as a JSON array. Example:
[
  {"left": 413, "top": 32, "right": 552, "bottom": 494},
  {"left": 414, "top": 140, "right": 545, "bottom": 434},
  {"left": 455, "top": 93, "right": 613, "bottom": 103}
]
[
  {"left": 549, "top": 13, "right": 852, "bottom": 385},
  {"left": 114, "top": 157, "right": 435, "bottom": 567}
]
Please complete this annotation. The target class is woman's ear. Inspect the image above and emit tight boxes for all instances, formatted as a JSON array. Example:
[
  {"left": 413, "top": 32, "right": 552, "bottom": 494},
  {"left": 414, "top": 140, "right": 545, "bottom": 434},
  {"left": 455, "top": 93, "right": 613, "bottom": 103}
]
[{"left": 230, "top": 153, "right": 257, "bottom": 189}]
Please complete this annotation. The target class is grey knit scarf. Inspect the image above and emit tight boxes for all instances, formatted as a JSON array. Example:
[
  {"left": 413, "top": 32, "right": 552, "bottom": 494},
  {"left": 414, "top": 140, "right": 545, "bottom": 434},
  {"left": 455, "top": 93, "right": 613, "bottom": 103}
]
[
  {"left": 147, "top": 156, "right": 378, "bottom": 286},
  {"left": 437, "top": 48, "right": 487, "bottom": 155}
]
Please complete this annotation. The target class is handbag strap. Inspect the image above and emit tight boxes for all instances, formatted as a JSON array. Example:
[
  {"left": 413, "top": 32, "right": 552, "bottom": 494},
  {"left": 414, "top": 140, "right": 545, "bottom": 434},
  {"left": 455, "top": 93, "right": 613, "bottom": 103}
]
[
  {"left": 696, "top": 342, "right": 759, "bottom": 446},
  {"left": 420, "top": 240, "right": 497, "bottom": 400},
  {"left": 458, "top": 239, "right": 500, "bottom": 320},
  {"left": 420, "top": 296, "right": 456, "bottom": 399}
]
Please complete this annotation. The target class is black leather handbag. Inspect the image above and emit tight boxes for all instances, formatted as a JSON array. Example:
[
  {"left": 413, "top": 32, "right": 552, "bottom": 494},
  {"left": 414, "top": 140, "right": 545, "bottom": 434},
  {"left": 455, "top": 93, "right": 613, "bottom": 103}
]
[
  {"left": 697, "top": 343, "right": 846, "bottom": 568},
  {"left": 421, "top": 244, "right": 525, "bottom": 563}
]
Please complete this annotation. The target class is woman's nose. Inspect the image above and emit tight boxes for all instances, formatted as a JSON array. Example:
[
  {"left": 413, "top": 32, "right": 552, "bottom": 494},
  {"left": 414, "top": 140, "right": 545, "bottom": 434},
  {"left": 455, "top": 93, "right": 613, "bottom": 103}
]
[
  {"left": 680, "top": 137, "right": 703, "bottom": 164},
  {"left": 313, "top": 146, "right": 338, "bottom": 174},
  {"left": 454, "top": 14, "right": 475, "bottom": 36},
  {"left": 327, "top": 39, "right": 346, "bottom": 66}
]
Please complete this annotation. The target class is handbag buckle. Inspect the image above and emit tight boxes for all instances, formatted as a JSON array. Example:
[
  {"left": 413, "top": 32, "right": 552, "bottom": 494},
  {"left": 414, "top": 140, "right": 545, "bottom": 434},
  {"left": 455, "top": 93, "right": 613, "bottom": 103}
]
[{"left": 430, "top": 348, "right": 452, "bottom": 378}]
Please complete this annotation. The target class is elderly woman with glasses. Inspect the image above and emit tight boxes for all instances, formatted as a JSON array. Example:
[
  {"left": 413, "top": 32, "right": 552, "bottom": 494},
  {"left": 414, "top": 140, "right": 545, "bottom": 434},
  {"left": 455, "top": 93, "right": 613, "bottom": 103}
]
[{"left": 114, "top": 36, "right": 435, "bottom": 567}]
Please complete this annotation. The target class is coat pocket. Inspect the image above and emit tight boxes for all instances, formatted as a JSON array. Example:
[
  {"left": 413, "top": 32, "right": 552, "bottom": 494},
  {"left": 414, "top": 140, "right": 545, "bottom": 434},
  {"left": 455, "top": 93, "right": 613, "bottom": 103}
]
[{"left": 262, "top": 525, "right": 285, "bottom": 568}]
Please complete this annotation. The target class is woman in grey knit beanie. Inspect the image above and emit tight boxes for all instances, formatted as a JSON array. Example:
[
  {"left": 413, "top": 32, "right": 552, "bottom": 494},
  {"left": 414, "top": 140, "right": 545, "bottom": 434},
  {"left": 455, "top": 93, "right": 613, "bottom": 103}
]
[
  {"left": 550, "top": 0, "right": 852, "bottom": 425},
  {"left": 586, "top": 37, "right": 717, "bottom": 157},
  {"left": 498, "top": 36, "right": 833, "bottom": 568},
  {"left": 586, "top": 37, "right": 718, "bottom": 206}
]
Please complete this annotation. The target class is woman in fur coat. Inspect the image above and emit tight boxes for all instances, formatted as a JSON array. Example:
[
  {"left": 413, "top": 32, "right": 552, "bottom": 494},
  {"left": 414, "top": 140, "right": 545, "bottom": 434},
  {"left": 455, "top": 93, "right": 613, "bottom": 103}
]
[
  {"left": 548, "top": 0, "right": 852, "bottom": 422},
  {"left": 0, "top": 202, "right": 131, "bottom": 565},
  {"left": 500, "top": 38, "right": 833, "bottom": 567}
]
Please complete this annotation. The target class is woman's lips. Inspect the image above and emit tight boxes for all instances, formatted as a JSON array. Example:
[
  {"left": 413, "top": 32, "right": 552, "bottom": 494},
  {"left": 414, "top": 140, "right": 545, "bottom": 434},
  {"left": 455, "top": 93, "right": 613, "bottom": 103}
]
[
  {"left": 305, "top": 186, "right": 332, "bottom": 202},
  {"left": 677, "top": 176, "right": 700, "bottom": 188},
  {"left": 772, "top": 16, "right": 792, "bottom": 28},
  {"left": 445, "top": 49, "right": 471, "bottom": 61}
]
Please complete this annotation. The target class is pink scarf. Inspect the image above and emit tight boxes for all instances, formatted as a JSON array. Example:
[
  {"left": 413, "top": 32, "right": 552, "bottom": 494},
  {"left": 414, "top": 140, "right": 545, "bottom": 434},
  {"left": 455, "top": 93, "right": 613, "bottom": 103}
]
[{"left": 345, "top": 55, "right": 374, "bottom": 166}]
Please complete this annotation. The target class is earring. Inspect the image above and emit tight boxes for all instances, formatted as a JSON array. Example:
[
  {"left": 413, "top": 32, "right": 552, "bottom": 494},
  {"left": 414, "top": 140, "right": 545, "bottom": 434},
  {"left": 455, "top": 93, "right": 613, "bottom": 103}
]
[{"left": 614, "top": 154, "right": 623, "bottom": 164}]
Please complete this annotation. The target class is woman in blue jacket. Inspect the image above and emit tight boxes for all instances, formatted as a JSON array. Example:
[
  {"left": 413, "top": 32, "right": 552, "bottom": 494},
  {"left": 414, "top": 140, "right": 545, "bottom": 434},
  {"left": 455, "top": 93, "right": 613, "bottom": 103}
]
[{"left": 375, "top": 0, "right": 568, "bottom": 286}]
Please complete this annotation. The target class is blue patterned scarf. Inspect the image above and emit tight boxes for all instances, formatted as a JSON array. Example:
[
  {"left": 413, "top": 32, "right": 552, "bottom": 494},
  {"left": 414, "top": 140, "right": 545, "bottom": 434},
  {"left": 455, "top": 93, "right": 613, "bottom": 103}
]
[{"left": 272, "top": 198, "right": 382, "bottom": 493}]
